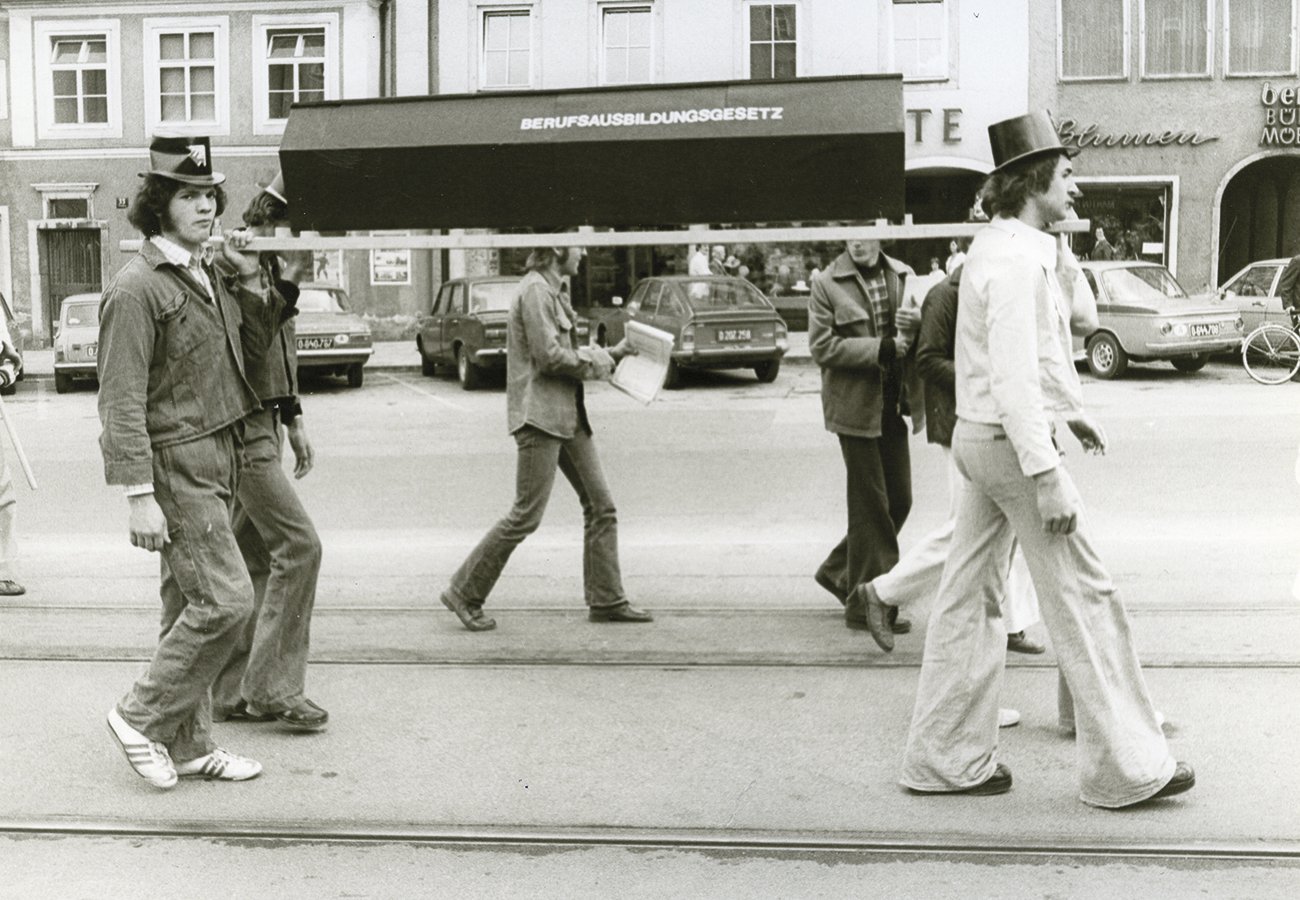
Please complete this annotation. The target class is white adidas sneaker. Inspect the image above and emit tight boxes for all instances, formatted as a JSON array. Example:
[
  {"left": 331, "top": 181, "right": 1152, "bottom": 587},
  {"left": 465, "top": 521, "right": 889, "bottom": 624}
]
[
  {"left": 106, "top": 707, "right": 177, "bottom": 789},
  {"left": 175, "top": 748, "right": 263, "bottom": 781}
]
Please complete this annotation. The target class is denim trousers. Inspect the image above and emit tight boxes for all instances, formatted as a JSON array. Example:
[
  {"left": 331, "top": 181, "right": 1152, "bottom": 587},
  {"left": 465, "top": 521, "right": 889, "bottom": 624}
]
[
  {"left": 900, "top": 420, "right": 1175, "bottom": 807},
  {"left": 445, "top": 425, "right": 625, "bottom": 609},
  {"left": 0, "top": 446, "right": 18, "bottom": 580},
  {"left": 213, "top": 407, "right": 322, "bottom": 715},
  {"left": 873, "top": 447, "right": 1040, "bottom": 633},
  {"left": 815, "top": 413, "right": 911, "bottom": 597},
  {"left": 118, "top": 427, "right": 254, "bottom": 763}
]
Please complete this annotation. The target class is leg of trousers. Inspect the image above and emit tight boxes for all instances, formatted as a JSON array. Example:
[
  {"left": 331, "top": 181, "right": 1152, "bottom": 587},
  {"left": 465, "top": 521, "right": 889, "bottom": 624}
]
[
  {"left": 556, "top": 429, "right": 626, "bottom": 608},
  {"left": 901, "top": 422, "right": 1174, "bottom": 807},
  {"left": 213, "top": 408, "right": 322, "bottom": 714},
  {"left": 874, "top": 447, "right": 1041, "bottom": 637},
  {"left": 817, "top": 414, "right": 911, "bottom": 596},
  {"left": 118, "top": 428, "right": 254, "bottom": 764},
  {"left": 0, "top": 447, "right": 18, "bottom": 580}
]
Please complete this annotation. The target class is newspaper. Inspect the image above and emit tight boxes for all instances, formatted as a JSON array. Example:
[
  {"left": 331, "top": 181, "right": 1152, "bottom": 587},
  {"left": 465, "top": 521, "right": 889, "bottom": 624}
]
[{"left": 610, "top": 320, "right": 676, "bottom": 405}]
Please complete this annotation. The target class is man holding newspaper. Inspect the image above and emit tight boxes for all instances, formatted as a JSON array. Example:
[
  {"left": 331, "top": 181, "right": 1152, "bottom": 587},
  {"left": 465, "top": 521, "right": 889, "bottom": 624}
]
[{"left": 438, "top": 240, "right": 654, "bottom": 631}]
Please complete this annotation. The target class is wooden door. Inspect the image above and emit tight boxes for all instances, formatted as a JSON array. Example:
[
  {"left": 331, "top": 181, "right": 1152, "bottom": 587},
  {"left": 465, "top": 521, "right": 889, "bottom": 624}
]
[{"left": 39, "top": 228, "right": 102, "bottom": 338}]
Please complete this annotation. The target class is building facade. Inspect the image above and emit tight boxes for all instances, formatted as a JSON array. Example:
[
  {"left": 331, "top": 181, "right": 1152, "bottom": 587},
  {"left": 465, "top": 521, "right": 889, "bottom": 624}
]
[
  {"left": 1033, "top": 0, "right": 1300, "bottom": 292},
  {"left": 0, "top": 0, "right": 440, "bottom": 346}
]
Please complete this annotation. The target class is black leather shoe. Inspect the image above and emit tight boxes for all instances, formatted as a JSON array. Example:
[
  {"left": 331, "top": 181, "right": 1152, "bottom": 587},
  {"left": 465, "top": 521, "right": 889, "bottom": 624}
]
[
  {"left": 846, "top": 583, "right": 894, "bottom": 651},
  {"left": 814, "top": 569, "right": 848, "bottom": 605},
  {"left": 888, "top": 605, "right": 912, "bottom": 635},
  {"left": 441, "top": 592, "right": 497, "bottom": 632},
  {"left": 1007, "top": 631, "right": 1046, "bottom": 654},
  {"left": 213, "top": 700, "right": 275, "bottom": 723},
  {"left": 588, "top": 603, "right": 653, "bottom": 623},
  {"left": 273, "top": 698, "right": 329, "bottom": 733},
  {"left": 913, "top": 763, "right": 1013, "bottom": 797},
  {"left": 1135, "top": 762, "right": 1195, "bottom": 804}
]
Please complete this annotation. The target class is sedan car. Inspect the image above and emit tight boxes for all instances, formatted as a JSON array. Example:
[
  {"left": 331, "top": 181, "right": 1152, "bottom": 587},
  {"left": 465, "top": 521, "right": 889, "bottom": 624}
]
[
  {"left": 293, "top": 282, "right": 373, "bottom": 388},
  {"left": 1077, "top": 262, "right": 1243, "bottom": 379},
  {"left": 418, "top": 276, "right": 589, "bottom": 390},
  {"left": 53, "top": 292, "right": 101, "bottom": 394},
  {"left": 623, "top": 275, "right": 788, "bottom": 387},
  {"left": 1217, "top": 257, "right": 1293, "bottom": 334}
]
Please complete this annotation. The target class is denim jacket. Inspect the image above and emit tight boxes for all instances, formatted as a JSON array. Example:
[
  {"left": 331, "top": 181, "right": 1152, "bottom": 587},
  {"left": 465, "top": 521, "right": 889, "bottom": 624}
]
[
  {"left": 506, "top": 270, "right": 603, "bottom": 439},
  {"left": 97, "top": 240, "right": 279, "bottom": 484}
]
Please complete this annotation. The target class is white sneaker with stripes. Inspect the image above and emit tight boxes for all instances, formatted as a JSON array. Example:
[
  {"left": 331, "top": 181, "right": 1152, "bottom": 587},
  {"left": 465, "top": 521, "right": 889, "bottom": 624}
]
[
  {"left": 175, "top": 748, "right": 263, "bottom": 781},
  {"left": 106, "top": 707, "right": 177, "bottom": 789}
]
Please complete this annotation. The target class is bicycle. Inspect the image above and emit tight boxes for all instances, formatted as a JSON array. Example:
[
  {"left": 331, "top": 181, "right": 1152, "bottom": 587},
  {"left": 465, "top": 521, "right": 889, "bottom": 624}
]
[{"left": 1242, "top": 309, "right": 1300, "bottom": 384}]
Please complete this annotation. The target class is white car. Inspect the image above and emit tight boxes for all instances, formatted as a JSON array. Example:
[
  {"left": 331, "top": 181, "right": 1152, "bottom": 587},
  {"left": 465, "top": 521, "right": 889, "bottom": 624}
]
[
  {"left": 53, "top": 293, "right": 101, "bottom": 394},
  {"left": 1217, "top": 258, "right": 1295, "bottom": 334}
]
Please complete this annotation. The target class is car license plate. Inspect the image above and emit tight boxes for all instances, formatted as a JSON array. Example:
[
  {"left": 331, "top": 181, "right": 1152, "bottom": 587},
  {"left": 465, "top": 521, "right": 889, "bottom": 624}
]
[
  {"left": 1189, "top": 323, "right": 1217, "bottom": 337},
  {"left": 717, "top": 329, "right": 752, "bottom": 343},
  {"left": 298, "top": 336, "right": 334, "bottom": 351},
  {"left": 87, "top": 344, "right": 97, "bottom": 358}
]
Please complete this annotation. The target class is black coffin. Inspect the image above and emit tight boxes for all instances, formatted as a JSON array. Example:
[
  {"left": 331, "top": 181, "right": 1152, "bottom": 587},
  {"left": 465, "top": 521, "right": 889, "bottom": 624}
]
[{"left": 278, "top": 75, "right": 905, "bottom": 231}]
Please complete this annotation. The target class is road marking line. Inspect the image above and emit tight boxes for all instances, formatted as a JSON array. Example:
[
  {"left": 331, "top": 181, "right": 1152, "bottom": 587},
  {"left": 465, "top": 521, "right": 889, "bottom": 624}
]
[{"left": 374, "top": 373, "right": 468, "bottom": 411}]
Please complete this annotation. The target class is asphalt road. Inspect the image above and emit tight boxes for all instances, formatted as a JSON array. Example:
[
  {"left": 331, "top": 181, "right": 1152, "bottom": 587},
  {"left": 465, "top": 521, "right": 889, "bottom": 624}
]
[{"left": 2, "top": 359, "right": 1298, "bottom": 897}]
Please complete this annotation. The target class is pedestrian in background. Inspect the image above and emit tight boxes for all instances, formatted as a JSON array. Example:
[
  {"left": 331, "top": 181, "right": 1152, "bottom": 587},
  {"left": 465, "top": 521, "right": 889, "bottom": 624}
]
[
  {"left": 439, "top": 240, "right": 651, "bottom": 631},
  {"left": 808, "top": 234, "right": 921, "bottom": 638},
  {"left": 0, "top": 306, "right": 24, "bottom": 598},
  {"left": 900, "top": 111, "right": 1192, "bottom": 806},
  {"left": 1090, "top": 226, "right": 1116, "bottom": 261},
  {"left": 211, "top": 172, "right": 328, "bottom": 733},
  {"left": 99, "top": 135, "right": 281, "bottom": 789}
]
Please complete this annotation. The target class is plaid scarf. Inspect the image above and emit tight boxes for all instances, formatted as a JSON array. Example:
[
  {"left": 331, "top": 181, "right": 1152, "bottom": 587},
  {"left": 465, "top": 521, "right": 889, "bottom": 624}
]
[{"left": 861, "top": 268, "right": 893, "bottom": 337}]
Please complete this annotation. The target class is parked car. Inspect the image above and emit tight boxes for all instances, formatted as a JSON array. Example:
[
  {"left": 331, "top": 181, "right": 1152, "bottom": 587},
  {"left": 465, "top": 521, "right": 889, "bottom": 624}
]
[
  {"left": 0, "top": 291, "right": 25, "bottom": 396},
  {"left": 294, "top": 282, "right": 373, "bottom": 388},
  {"left": 623, "top": 275, "right": 788, "bottom": 387},
  {"left": 1217, "top": 257, "right": 1294, "bottom": 333},
  {"left": 418, "top": 276, "right": 588, "bottom": 390},
  {"left": 53, "top": 292, "right": 101, "bottom": 394},
  {"left": 1076, "top": 261, "right": 1243, "bottom": 379},
  {"left": 767, "top": 282, "right": 811, "bottom": 332}
]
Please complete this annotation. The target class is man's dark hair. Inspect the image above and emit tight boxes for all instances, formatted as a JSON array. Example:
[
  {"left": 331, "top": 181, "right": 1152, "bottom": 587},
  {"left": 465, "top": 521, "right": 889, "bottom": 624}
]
[
  {"left": 979, "top": 153, "right": 1063, "bottom": 219},
  {"left": 242, "top": 190, "right": 288, "bottom": 228},
  {"left": 127, "top": 174, "right": 227, "bottom": 237}
]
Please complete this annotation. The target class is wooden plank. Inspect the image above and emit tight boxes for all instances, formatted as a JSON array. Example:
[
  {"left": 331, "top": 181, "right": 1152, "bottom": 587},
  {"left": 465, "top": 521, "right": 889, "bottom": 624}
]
[{"left": 118, "top": 219, "right": 1090, "bottom": 254}]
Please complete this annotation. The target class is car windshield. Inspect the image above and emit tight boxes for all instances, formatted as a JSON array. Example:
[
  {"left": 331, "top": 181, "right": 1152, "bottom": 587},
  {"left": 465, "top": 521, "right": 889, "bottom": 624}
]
[
  {"left": 678, "top": 280, "right": 771, "bottom": 312},
  {"left": 469, "top": 282, "right": 516, "bottom": 313},
  {"left": 297, "top": 288, "right": 347, "bottom": 313},
  {"left": 1099, "top": 267, "right": 1188, "bottom": 304},
  {"left": 64, "top": 302, "right": 99, "bottom": 327}
]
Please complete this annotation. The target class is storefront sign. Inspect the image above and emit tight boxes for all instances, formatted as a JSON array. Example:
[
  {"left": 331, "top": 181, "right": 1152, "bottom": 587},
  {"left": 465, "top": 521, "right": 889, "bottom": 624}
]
[
  {"left": 1058, "top": 118, "right": 1217, "bottom": 150},
  {"left": 1259, "top": 82, "right": 1300, "bottom": 145}
]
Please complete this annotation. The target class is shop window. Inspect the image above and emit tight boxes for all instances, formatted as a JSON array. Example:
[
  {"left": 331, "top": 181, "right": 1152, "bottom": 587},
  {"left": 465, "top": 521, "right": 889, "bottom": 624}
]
[
  {"left": 601, "top": 6, "right": 653, "bottom": 85},
  {"left": 892, "top": 0, "right": 947, "bottom": 82},
  {"left": 1073, "top": 181, "right": 1173, "bottom": 267},
  {"left": 1226, "top": 0, "right": 1296, "bottom": 76},
  {"left": 481, "top": 9, "right": 533, "bottom": 89},
  {"left": 35, "top": 20, "right": 121, "bottom": 139},
  {"left": 144, "top": 19, "right": 228, "bottom": 135},
  {"left": 1060, "top": 0, "right": 1128, "bottom": 80},
  {"left": 1141, "top": 0, "right": 1211, "bottom": 78},
  {"left": 745, "top": 3, "right": 798, "bottom": 81}
]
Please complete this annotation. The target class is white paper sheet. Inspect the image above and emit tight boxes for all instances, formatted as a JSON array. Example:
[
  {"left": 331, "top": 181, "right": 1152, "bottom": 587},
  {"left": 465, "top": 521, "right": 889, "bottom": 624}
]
[{"left": 610, "top": 320, "right": 676, "bottom": 405}]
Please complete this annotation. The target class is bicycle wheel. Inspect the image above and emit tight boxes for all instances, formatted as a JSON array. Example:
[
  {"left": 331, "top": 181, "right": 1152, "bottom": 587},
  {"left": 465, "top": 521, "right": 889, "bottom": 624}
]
[{"left": 1242, "top": 324, "right": 1300, "bottom": 384}]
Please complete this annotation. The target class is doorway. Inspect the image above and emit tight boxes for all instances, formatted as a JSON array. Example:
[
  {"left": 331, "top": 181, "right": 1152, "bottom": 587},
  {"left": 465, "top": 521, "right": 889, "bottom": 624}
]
[{"left": 38, "top": 227, "right": 102, "bottom": 338}]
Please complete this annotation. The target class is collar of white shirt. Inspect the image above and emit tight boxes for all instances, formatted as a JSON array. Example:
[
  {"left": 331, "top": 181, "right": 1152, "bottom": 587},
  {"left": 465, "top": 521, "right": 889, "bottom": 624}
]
[
  {"left": 990, "top": 216, "right": 1058, "bottom": 271},
  {"left": 149, "top": 234, "right": 206, "bottom": 269}
]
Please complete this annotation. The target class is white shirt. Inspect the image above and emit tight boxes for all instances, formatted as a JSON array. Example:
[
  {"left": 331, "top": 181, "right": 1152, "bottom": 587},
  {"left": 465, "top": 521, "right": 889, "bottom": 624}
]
[
  {"left": 150, "top": 234, "right": 214, "bottom": 301},
  {"left": 687, "top": 250, "right": 711, "bottom": 277},
  {"left": 955, "top": 216, "right": 1090, "bottom": 477}
]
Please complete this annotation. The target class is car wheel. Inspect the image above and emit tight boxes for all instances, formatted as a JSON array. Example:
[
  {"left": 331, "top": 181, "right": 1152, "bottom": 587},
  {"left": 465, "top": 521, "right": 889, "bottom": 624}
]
[
  {"left": 663, "top": 359, "right": 683, "bottom": 390},
  {"left": 1087, "top": 333, "right": 1128, "bottom": 379},
  {"left": 754, "top": 359, "right": 781, "bottom": 383},
  {"left": 347, "top": 364, "right": 364, "bottom": 388},
  {"left": 54, "top": 373, "right": 72, "bottom": 394},
  {"left": 456, "top": 347, "right": 482, "bottom": 390},
  {"left": 1171, "top": 354, "right": 1209, "bottom": 373}
]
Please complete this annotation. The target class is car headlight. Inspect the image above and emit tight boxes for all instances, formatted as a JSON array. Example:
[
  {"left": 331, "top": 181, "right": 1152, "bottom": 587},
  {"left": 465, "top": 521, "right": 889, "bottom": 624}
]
[{"left": 1160, "top": 321, "right": 1172, "bottom": 335}]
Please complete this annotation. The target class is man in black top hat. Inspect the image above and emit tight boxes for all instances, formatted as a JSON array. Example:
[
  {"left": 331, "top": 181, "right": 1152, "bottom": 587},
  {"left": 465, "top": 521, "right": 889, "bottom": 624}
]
[{"left": 100, "top": 134, "right": 281, "bottom": 789}]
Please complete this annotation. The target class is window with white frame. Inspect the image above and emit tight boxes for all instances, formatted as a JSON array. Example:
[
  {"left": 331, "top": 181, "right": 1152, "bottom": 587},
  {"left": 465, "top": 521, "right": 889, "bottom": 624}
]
[
  {"left": 892, "top": 0, "right": 947, "bottom": 81},
  {"left": 1226, "top": 0, "right": 1296, "bottom": 76},
  {"left": 1142, "top": 0, "right": 1211, "bottom": 77},
  {"left": 601, "top": 5, "right": 653, "bottom": 85},
  {"left": 481, "top": 8, "right": 533, "bottom": 89},
  {"left": 144, "top": 19, "right": 228, "bottom": 135},
  {"left": 1060, "top": 0, "right": 1127, "bottom": 79},
  {"left": 35, "top": 20, "right": 121, "bottom": 139},
  {"left": 746, "top": 3, "right": 797, "bottom": 81},
  {"left": 252, "top": 16, "right": 336, "bottom": 134}
]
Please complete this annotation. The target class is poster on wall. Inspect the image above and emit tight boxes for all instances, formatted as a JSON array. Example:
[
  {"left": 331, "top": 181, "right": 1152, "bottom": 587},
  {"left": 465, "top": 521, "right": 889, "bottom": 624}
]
[
  {"left": 311, "top": 250, "right": 344, "bottom": 285},
  {"left": 370, "top": 231, "right": 412, "bottom": 285}
]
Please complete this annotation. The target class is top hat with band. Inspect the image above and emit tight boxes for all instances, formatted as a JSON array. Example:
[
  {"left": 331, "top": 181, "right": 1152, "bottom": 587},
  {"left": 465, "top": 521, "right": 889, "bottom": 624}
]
[
  {"left": 139, "top": 135, "right": 224, "bottom": 186},
  {"left": 258, "top": 171, "right": 288, "bottom": 205},
  {"left": 987, "top": 111, "right": 1078, "bottom": 174}
]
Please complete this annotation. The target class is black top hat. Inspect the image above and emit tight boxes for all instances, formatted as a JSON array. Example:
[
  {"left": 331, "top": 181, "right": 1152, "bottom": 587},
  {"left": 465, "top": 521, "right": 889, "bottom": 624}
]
[
  {"left": 139, "top": 135, "right": 224, "bottom": 186},
  {"left": 988, "top": 111, "right": 1077, "bottom": 174}
]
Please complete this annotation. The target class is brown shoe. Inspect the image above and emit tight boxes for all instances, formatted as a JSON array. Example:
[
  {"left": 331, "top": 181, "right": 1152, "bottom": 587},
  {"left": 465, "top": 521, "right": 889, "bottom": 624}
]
[
  {"left": 845, "top": 582, "right": 894, "bottom": 652},
  {"left": 588, "top": 603, "right": 653, "bottom": 623},
  {"left": 441, "top": 592, "right": 497, "bottom": 632},
  {"left": 1007, "top": 631, "right": 1046, "bottom": 654}
]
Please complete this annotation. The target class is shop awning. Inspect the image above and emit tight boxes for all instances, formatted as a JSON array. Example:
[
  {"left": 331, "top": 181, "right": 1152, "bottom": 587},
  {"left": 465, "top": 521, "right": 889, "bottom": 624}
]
[{"left": 278, "top": 75, "right": 905, "bottom": 231}]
